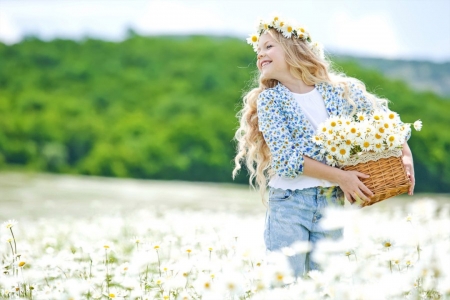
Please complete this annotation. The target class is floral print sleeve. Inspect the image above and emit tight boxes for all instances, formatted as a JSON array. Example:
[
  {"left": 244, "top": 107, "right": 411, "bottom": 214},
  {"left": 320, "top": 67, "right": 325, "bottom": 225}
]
[{"left": 257, "top": 89, "right": 305, "bottom": 178}]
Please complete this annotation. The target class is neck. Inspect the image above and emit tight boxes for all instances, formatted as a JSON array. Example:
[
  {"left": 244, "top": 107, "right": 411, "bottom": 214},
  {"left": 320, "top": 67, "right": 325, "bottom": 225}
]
[{"left": 279, "top": 77, "right": 315, "bottom": 94}]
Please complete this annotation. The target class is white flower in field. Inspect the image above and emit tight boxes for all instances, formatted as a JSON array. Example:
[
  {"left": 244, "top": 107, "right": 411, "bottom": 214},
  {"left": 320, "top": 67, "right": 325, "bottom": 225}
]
[
  {"left": 130, "top": 236, "right": 143, "bottom": 245},
  {"left": 101, "top": 240, "right": 114, "bottom": 251},
  {"left": 373, "top": 142, "right": 384, "bottom": 153},
  {"left": 193, "top": 273, "right": 215, "bottom": 294},
  {"left": 182, "top": 244, "right": 194, "bottom": 257},
  {"left": 2, "top": 219, "right": 17, "bottom": 229},
  {"left": 103, "top": 287, "right": 127, "bottom": 299},
  {"left": 413, "top": 119, "right": 422, "bottom": 131}
]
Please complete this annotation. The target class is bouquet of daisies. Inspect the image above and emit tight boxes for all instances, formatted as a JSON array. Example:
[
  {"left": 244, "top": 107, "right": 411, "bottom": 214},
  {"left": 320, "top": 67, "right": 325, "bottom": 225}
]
[{"left": 312, "top": 110, "right": 422, "bottom": 167}]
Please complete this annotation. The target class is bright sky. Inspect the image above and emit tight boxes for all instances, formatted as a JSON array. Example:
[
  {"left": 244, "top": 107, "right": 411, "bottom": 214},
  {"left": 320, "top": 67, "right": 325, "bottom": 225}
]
[{"left": 1, "top": 0, "right": 449, "bottom": 62}]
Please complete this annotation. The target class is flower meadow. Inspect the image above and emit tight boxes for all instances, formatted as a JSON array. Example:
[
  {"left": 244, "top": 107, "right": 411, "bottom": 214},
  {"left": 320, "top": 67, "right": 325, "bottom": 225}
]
[{"left": 1, "top": 198, "right": 450, "bottom": 299}]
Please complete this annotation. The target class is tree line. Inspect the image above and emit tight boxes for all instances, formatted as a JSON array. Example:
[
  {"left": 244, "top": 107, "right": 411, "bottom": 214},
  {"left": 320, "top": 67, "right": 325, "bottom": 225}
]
[{"left": 0, "top": 34, "right": 449, "bottom": 192}]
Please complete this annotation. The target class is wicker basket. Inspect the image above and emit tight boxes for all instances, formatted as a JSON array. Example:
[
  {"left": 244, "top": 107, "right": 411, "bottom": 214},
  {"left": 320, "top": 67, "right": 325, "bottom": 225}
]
[{"left": 341, "top": 150, "right": 411, "bottom": 207}]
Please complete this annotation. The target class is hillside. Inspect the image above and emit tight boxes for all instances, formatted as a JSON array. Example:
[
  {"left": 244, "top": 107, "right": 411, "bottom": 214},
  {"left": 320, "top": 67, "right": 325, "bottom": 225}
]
[
  {"left": 0, "top": 35, "right": 449, "bottom": 192},
  {"left": 333, "top": 54, "right": 450, "bottom": 97}
]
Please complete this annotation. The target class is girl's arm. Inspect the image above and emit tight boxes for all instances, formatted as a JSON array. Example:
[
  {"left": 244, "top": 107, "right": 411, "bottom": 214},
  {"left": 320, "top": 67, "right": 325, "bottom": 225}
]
[
  {"left": 402, "top": 142, "right": 415, "bottom": 195},
  {"left": 302, "top": 156, "right": 373, "bottom": 204}
]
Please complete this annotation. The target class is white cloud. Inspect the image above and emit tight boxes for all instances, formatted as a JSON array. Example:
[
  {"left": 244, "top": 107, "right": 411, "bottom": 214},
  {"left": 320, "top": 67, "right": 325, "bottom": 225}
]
[
  {"left": 329, "top": 11, "right": 401, "bottom": 58},
  {"left": 0, "top": 11, "right": 21, "bottom": 44}
]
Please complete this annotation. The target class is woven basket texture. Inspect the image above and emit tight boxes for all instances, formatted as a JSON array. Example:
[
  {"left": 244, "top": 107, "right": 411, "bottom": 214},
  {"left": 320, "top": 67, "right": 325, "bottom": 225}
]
[{"left": 342, "top": 155, "right": 411, "bottom": 207}]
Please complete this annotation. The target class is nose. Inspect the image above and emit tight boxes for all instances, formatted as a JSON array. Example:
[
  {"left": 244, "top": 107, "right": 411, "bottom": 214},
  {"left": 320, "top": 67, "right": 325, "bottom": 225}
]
[{"left": 257, "top": 52, "right": 264, "bottom": 60}]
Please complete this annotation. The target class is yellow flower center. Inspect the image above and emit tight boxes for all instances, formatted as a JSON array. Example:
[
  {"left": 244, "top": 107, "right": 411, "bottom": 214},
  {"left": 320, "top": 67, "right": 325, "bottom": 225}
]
[
  {"left": 384, "top": 242, "right": 391, "bottom": 248},
  {"left": 350, "top": 128, "right": 357, "bottom": 133},
  {"left": 384, "top": 123, "right": 389, "bottom": 128},
  {"left": 109, "top": 294, "right": 116, "bottom": 298},
  {"left": 379, "top": 128, "right": 385, "bottom": 133},
  {"left": 18, "top": 261, "right": 26, "bottom": 267},
  {"left": 374, "top": 115, "right": 380, "bottom": 120},
  {"left": 345, "top": 140, "right": 352, "bottom": 145},
  {"left": 205, "top": 282, "right": 211, "bottom": 289},
  {"left": 375, "top": 143, "right": 382, "bottom": 149},
  {"left": 154, "top": 245, "right": 160, "bottom": 249},
  {"left": 339, "top": 149, "right": 347, "bottom": 155},
  {"left": 330, "top": 121, "right": 337, "bottom": 127},
  {"left": 358, "top": 115, "right": 364, "bottom": 121},
  {"left": 375, "top": 133, "right": 382, "bottom": 139},
  {"left": 287, "top": 26, "right": 293, "bottom": 33},
  {"left": 251, "top": 35, "right": 258, "bottom": 43},
  {"left": 277, "top": 274, "right": 284, "bottom": 281},
  {"left": 389, "top": 113, "right": 395, "bottom": 119},
  {"left": 389, "top": 136, "right": 395, "bottom": 142},
  {"left": 228, "top": 283, "right": 235, "bottom": 290},
  {"left": 363, "top": 141, "right": 370, "bottom": 148},
  {"left": 330, "top": 146, "right": 337, "bottom": 152},
  {"left": 279, "top": 21, "right": 284, "bottom": 27},
  {"left": 300, "top": 27, "right": 305, "bottom": 33}
]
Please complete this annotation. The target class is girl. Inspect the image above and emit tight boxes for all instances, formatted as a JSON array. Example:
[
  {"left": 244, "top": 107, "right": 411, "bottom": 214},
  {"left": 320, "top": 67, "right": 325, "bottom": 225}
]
[{"left": 232, "top": 17, "right": 415, "bottom": 277}]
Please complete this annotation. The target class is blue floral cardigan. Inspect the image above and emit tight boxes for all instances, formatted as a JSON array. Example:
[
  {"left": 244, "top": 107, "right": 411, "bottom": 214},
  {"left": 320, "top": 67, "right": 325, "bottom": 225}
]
[{"left": 257, "top": 81, "right": 410, "bottom": 179}]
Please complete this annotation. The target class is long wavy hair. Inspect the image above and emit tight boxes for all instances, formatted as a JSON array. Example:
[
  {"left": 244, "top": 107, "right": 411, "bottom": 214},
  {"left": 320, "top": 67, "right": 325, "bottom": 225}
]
[{"left": 232, "top": 29, "right": 386, "bottom": 201}]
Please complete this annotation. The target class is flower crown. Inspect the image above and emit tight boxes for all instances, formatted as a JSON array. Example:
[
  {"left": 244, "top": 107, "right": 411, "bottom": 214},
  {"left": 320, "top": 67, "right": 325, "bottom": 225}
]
[{"left": 246, "top": 16, "right": 324, "bottom": 59}]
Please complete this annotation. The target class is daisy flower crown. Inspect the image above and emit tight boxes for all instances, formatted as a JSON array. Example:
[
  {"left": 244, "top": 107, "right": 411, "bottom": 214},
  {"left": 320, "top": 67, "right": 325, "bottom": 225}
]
[{"left": 247, "top": 16, "right": 324, "bottom": 59}]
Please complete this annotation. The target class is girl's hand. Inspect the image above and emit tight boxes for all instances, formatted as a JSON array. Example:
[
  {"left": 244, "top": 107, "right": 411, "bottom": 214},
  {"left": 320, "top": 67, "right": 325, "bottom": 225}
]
[
  {"left": 402, "top": 142, "right": 415, "bottom": 195},
  {"left": 336, "top": 170, "right": 373, "bottom": 205},
  {"left": 402, "top": 155, "right": 415, "bottom": 195}
]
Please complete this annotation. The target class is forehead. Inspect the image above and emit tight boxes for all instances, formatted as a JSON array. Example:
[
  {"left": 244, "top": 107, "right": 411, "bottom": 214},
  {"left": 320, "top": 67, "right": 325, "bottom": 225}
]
[{"left": 258, "top": 32, "right": 275, "bottom": 44}]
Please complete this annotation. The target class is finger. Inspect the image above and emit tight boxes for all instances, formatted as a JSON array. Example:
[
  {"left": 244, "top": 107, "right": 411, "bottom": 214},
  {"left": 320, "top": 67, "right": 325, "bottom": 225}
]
[
  {"left": 356, "top": 172, "right": 370, "bottom": 179},
  {"left": 359, "top": 184, "right": 374, "bottom": 197},
  {"left": 345, "top": 193, "right": 354, "bottom": 204},
  {"left": 356, "top": 190, "right": 370, "bottom": 203}
]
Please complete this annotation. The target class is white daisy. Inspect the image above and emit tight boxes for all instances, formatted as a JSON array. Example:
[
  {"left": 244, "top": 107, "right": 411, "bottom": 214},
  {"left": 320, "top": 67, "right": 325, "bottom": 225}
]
[
  {"left": 296, "top": 27, "right": 309, "bottom": 40},
  {"left": 413, "top": 120, "right": 422, "bottom": 131},
  {"left": 310, "top": 41, "right": 324, "bottom": 59},
  {"left": 273, "top": 19, "right": 284, "bottom": 30},
  {"left": 246, "top": 33, "right": 259, "bottom": 46},
  {"left": 386, "top": 134, "right": 402, "bottom": 149},
  {"left": 356, "top": 112, "right": 367, "bottom": 122},
  {"left": 312, "top": 135, "right": 323, "bottom": 145},
  {"left": 373, "top": 142, "right": 385, "bottom": 153},
  {"left": 281, "top": 21, "right": 294, "bottom": 38},
  {"left": 360, "top": 138, "right": 374, "bottom": 151},
  {"left": 385, "top": 111, "right": 400, "bottom": 122},
  {"left": 336, "top": 144, "right": 351, "bottom": 160}
]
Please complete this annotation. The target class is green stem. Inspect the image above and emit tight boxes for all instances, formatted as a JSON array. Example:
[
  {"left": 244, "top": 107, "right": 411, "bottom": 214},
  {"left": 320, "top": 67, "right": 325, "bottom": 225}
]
[
  {"left": 156, "top": 249, "right": 161, "bottom": 277},
  {"left": 105, "top": 249, "right": 110, "bottom": 295},
  {"left": 9, "top": 228, "right": 17, "bottom": 254}
]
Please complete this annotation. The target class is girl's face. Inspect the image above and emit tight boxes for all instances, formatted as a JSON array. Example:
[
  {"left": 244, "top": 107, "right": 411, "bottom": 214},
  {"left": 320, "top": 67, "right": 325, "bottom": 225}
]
[{"left": 256, "top": 33, "right": 290, "bottom": 81}]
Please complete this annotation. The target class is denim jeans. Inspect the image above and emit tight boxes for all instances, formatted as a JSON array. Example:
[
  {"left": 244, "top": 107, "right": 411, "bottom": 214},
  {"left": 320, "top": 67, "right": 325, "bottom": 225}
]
[{"left": 264, "top": 186, "right": 345, "bottom": 278}]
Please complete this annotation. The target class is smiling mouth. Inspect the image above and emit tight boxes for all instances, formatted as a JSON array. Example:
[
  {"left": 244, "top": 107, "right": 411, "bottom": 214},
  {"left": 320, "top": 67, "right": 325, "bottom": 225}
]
[{"left": 261, "top": 61, "right": 272, "bottom": 68}]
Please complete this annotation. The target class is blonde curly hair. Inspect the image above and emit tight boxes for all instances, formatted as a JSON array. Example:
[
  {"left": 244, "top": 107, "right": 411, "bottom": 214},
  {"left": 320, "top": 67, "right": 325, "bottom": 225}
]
[{"left": 232, "top": 29, "right": 385, "bottom": 201}]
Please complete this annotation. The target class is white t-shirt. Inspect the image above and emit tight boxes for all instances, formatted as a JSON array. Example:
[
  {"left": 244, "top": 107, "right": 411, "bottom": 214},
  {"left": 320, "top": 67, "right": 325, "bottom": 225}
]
[{"left": 268, "top": 88, "right": 337, "bottom": 190}]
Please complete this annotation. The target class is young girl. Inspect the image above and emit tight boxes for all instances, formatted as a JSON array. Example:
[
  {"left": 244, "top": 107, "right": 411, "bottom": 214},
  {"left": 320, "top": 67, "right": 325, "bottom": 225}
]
[{"left": 232, "top": 16, "right": 415, "bottom": 277}]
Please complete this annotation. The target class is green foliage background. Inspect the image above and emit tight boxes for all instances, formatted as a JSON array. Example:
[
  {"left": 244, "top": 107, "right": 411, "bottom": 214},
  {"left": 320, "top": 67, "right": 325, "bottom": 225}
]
[{"left": 0, "top": 35, "right": 449, "bottom": 192}]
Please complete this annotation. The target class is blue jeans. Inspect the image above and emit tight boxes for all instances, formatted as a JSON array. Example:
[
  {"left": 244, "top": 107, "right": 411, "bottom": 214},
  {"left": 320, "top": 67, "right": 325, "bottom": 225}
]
[{"left": 264, "top": 186, "right": 345, "bottom": 277}]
